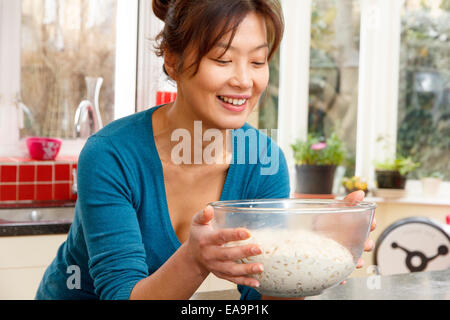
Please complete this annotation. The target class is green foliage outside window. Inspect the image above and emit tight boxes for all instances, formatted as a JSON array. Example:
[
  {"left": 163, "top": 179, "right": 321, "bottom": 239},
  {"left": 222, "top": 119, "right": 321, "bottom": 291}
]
[{"left": 397, "top": 2, "right": 450, "bottom": 180}]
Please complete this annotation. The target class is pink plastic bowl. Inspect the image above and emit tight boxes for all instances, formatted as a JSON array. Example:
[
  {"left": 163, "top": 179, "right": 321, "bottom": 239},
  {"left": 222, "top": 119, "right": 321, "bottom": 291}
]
[{"left": 26, "top": 137, "right": 62, "bottom": 161}]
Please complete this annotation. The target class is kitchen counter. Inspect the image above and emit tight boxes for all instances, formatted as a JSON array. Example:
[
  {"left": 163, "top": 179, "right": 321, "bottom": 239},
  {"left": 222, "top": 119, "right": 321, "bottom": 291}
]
[
  {"left": 0, "top": 221, "right": 72, "bottom": 236},
  {"left": 190, "top": 268, "right": 450, "bottom": 300}
]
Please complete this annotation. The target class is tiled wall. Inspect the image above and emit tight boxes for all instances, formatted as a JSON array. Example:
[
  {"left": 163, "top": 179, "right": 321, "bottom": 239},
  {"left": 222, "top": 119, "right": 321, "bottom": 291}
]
[{"left": 0, "top": 156, "right": 78, "bottom": 203}]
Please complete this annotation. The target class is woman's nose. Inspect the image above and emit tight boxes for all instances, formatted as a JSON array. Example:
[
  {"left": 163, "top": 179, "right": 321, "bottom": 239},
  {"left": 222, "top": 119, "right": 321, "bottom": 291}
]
[{"left": 230, "top": 65, "right": 253, "bottom": 89}]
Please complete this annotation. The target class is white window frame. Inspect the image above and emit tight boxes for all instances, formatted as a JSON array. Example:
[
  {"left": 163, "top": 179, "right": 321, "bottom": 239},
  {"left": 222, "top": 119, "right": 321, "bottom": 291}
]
[
  {"left": 278, "top": 0, "right": 449, "bottom": 196},
  {"left": 115, "top": 0, "right": 139, "bottom": 120},
  {"left": 355, "top": 0, "right": 403, "bottom": 182},
  {"left": 0, "top": 0, "right": 22, "bottom": 156},
  {"left": 0, "top": 0, "right": 139, "bottom": 157},
  {"left": 136, "top": 0, "right": 165, "bottom": 112},
  {"left": 278, "top": 0, "right": 312, "bottom": 194}
]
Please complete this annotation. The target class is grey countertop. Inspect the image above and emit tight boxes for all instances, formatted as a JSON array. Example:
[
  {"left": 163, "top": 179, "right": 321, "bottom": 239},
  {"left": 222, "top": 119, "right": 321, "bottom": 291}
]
[{"left": 191, "top": 268, "right": 450, "bottom": 300}]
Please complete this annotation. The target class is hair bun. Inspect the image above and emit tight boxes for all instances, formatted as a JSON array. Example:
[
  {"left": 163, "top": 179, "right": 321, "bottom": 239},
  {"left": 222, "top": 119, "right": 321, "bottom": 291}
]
[{"left": 152, "top": 0, "right": 173, "bottom": 22}]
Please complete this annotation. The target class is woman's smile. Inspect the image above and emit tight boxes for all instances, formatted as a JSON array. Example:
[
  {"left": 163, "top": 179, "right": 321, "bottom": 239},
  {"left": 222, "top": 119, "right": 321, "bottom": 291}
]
[{"left": 217, "top": 94, "right": 251, "bottom": 112}]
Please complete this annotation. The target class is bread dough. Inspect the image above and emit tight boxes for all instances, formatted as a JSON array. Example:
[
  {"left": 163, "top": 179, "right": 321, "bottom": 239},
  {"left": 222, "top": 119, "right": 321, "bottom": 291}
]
[{"left": 229, "top": 229, "right": 356, "bottom": 297}]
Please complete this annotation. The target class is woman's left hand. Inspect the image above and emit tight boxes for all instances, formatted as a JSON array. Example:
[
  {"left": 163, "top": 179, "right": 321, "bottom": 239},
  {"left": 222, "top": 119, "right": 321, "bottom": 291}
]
[
  {"left": 340, "top": 190, "right": 376, "bottom": 285},
  {"left": 262, "top": 190, "right": 376, "bottom": 299}
]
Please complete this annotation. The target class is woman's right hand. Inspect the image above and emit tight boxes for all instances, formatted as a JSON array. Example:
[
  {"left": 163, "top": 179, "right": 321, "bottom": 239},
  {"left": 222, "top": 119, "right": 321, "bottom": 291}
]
[{"left": 185, "top": 205, "right": 264, "bottom": 288}]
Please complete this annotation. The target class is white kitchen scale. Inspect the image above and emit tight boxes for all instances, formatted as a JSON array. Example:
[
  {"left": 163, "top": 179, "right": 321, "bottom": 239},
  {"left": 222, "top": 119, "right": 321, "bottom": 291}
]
[{"left": 374, "top": 217, "right": 450, "bottom": 275}]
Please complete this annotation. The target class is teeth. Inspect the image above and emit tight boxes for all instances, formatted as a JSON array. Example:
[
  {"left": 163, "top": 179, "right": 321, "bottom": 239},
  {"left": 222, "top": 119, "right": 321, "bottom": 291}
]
[{"left": 219, "top": 96, "right": 247, "bottom": 106}]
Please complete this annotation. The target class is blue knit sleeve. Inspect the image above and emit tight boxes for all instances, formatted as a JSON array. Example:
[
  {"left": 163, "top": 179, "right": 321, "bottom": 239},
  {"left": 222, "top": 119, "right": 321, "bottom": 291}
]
[
  {"left": 238, "top": 139, "right": 291, "bottom": 300},
  {"left": 77, "top": 135, "right": 149, "bottom": 300}
]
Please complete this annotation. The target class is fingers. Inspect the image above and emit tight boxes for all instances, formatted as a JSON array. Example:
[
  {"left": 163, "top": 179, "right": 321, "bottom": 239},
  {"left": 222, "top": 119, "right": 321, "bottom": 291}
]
[
  {"left": 216, "top": 244, "right": 262, "bottom": 261},
  {"left": 371, "top": 217, "right": 377, "bottom": 232},
  {"left": 203, "top": 244, "right": 264, "bottom": 276},
  {"left": 216, "top": 261, "right": 264, "bottom": 276},
  {"left": 211, "top": 228, "right": 251, "bottom": 246},
  {"left": 364, "top": 238, "right": 375, "bottom": 252},
  {"left": 193, "top": 205, "right": 214, "bottom": 225},
  {"left": 213, "top": 271, "right": 260, "bottom": 288},
  {"left": 356, "top": 257, "right": 364, "bottom": 268},
  {"left": 212, "top": 260, "right": 264, "bottom": 279},
  {"left": 357, "top": 239, "right": 374, "bottom": 270},
  {"left": 344, "top": 190, "right": 365, "bottom": 202}
]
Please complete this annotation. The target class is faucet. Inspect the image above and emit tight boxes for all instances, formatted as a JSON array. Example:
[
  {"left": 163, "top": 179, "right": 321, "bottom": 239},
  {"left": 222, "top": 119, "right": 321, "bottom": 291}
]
[
  {"left": 72, "top": 168, "right": 78, "bottom": 195},
  {"left": 74, "top": 100, "right": 103, "bottom": 138},
  {"left": 74, "top": 77, "right": 103, "bottom": 139}
]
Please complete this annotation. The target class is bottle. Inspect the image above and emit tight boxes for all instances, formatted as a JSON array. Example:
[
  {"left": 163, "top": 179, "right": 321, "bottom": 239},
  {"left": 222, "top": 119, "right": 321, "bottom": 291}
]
[{"left": 156, "top": 73, "right": 177, "bottom": 105}]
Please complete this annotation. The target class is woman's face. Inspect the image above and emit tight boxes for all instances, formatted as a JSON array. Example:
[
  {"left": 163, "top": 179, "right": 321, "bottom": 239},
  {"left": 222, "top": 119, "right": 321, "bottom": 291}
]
[{"left": 175, "top": 12, "right": 270, "bottom": 130}]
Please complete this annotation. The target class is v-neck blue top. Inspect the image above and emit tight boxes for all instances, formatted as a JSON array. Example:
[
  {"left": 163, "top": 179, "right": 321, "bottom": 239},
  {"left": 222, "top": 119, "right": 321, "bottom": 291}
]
[{"left": 35, "top": 105, "right": 290, "bottom": 300}]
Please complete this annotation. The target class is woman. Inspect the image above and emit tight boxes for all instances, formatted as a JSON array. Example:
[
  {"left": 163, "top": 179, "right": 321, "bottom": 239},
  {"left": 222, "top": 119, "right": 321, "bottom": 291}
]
[{"left": 36, "top": 0, "right": 375, "bottom": 300}]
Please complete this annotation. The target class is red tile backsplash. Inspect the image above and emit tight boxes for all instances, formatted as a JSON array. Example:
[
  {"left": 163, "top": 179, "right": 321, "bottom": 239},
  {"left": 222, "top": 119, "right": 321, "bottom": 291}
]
[
  {"left": 19, "top": 184, "right": 35, "bottom": 201},
  {"left": 1, "top": 185, "right": 17, "bottom": 201},
  {"left": 1, "top": 165, "right": 17, "bottom": 183},
  {"left": 37, "top": 165, "right": 53, "bottom": 182},
  {"left": 0, "top": 156, "right": 78, "bottom": 205},
  {"left": 54, "top": 183, "right": 70, "bottom": 201},
  {"left": 55, "top": 164, "right": 71, "bottom": 181},
  {"left": 36, "top": 184, "right": 53, "bottom": 201},
  {"left": 19, "top": 165, "right": 35, "bottom": 182}
]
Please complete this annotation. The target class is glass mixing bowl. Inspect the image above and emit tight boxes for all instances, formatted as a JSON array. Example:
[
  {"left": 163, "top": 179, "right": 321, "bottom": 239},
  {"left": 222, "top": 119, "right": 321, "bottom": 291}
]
[{"left": 209, "top": 198, "right": 376, "bottom": 297}]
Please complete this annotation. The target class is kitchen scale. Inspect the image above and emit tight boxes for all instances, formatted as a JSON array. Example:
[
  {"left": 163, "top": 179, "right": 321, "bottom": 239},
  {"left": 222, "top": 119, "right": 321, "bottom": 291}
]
[{"left": 374, "top": 217, "right": 450, "bottom": 275}]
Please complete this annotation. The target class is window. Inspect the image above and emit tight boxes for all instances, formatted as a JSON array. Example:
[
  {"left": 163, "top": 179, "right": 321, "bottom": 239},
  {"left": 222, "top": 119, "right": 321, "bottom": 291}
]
[
  {"left": 397, "top": 0, "right": 450, "bottom": 180},
  {"left": 278, "top": 0, "right": 449, "bottom": 196},
  {"left": 308, "top": 0, "right": 361, "bottom": 177},
  {"left": 20, "top": 0, "right": 118, "bottom": 138},
  {"left": 258, "top": 50, "right": 281, "bottom": 134},
  {"left": 0, "top": 0, "right": 138, "bottom": 156}
]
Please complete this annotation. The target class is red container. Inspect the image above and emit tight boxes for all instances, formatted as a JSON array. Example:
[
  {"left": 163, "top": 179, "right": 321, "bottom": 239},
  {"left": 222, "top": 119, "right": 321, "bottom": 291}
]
[
  {"left": 156, "top": 91, "right": 177, "bottom": 105},
  {"left": 26, "top": 137, "right": 62, "bottom": 161}
]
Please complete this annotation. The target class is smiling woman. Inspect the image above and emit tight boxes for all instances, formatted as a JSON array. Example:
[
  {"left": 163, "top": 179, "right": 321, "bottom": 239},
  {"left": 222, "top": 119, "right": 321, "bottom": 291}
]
[
  {"left": 34, "top": 0, "right": 295, "bottom": 301},
  {"left": 153, "top": 0, "right": 283, "bottom": 131}
]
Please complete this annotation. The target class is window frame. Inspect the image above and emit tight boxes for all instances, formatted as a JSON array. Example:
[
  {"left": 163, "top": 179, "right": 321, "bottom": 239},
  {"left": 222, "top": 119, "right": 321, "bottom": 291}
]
[
  {"left": 278, "top": 0, "right": 449, "bottom": 194},
  {"left": 278, "top": 0, "right": 312, "bottom": 194},
  {"left": 136, "top": 0, "right": 165, "bottom": 112},
  {"left": 0, "top": 0, "right": 22, "bottom": 157},
  {"left": 0, "top": 0, "right": 139, "bottom": 157}
]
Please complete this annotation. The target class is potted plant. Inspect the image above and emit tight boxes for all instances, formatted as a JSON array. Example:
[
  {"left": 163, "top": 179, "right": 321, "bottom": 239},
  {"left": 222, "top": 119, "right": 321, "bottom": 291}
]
[
  {"left": 374, "top": 157, "right": 420, "bottom": 189},
  {"left": 291, "top": 133, "right": 345, "bottom": 195},
  {"left": 342, "top": 176, "right": 369, "bottom": 196},
  {"left": 420, "top": 171, "right": 444, "bottom": 197}
]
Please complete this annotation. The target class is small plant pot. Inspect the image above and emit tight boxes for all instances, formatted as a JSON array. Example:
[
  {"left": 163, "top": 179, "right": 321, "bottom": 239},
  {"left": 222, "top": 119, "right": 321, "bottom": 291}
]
[
  {"left": 421, "top": 178, "right": 442, "bottom": 197},
  {"left": 375, "top": 170, "right": 407, "bottom": 189},
  {"left": 295, "top": 164, "right": 336, "bottom": 194}
]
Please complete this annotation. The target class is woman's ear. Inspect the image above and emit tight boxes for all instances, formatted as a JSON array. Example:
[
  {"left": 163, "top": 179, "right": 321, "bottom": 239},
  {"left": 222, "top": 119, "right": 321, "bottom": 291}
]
[{"left": 164, "top": 51, "right": 179, "bottom": 80}]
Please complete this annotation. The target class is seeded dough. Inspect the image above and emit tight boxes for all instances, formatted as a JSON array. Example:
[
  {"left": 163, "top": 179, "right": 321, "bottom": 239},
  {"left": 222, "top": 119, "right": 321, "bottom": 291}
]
[{"left": 229, "top": 229, "right": 356, "bottom": 297}]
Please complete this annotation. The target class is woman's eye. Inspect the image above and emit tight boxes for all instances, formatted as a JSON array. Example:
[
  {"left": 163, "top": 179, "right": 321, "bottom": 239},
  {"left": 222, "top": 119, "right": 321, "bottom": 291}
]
[
  {"left": 252, "top": 62, "right": 266, "bottom": 66},
  {"left": 214, "top": 59, "right": 231, "bottom": 65}
]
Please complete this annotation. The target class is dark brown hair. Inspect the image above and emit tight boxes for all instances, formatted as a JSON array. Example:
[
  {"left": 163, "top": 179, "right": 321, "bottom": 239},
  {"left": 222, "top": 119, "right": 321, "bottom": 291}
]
[{"left": 152, "top": 0, "right": 284, "bottom": 77}]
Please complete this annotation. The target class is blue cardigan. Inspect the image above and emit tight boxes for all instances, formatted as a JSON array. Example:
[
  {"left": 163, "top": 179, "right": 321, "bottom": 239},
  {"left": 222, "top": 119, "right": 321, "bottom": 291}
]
[{"left": 35, "top": 105, "right": 290, "bottom": 300}]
